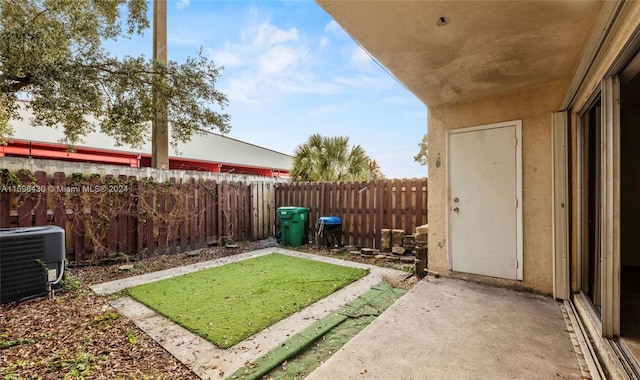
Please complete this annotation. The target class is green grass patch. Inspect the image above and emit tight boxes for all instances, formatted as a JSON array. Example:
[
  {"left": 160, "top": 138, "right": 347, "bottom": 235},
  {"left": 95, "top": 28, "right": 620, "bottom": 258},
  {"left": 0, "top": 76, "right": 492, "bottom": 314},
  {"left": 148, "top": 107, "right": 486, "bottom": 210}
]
[
  {"left": 126, "top": 253, "right": 368, "bottom": 348},
  {"left": 230, "top": 281, "right": 406, "bottom": 380}
]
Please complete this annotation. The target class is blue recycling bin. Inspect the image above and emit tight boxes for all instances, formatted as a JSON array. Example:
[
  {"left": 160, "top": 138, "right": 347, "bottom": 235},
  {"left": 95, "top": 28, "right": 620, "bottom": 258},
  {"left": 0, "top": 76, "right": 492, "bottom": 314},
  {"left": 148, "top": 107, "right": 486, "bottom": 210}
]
[{"left": 317, "top": 216, "right": 342, "bottom": 247}]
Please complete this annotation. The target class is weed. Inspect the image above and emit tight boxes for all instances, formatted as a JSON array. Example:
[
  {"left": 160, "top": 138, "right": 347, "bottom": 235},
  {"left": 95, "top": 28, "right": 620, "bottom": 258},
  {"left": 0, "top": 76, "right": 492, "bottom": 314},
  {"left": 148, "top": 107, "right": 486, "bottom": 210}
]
[
  {"left": 61, "top": 267, "right": 82, "bottom": 292},
  {"left": 126, "top": 331, "right": 137, "bottom": 345},
  {"left": 64, "top": 352, "right": 96, "bottom": 379},
  {"left": 91, "top": 312, "right": 119, "bottom": 325},
  {"left": 45, "top": 348, "right": 102, "bottom": 379},
  {"left": 0, "top": 337, "right": 34, "bottom": 350},
  {"left": 62, "top": 352, "right": 98, "bottom": 379},
  {"left": 108, "top": 293, "right": 122, "bottom": 301}
]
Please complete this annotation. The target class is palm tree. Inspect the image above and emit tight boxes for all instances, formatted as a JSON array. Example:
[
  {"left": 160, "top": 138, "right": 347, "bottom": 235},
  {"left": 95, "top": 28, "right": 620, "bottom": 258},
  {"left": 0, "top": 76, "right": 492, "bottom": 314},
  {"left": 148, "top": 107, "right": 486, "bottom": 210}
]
[{"left": 291, "top": 134, "right": 374, "bottom": 181}]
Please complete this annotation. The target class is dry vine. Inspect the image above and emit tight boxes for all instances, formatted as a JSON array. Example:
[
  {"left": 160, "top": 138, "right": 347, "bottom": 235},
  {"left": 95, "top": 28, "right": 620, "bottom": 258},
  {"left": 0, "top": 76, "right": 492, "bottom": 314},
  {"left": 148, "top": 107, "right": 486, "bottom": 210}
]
[{"left": 0, "top": 169, "right": 229, "bottom": 263}]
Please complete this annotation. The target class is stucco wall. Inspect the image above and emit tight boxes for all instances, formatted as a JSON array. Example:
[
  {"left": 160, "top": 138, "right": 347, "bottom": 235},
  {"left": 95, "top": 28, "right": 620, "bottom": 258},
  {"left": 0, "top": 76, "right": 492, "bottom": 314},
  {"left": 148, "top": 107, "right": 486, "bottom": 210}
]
[{"left": 427, "top": 80, "right": 569, "bottom": 295}]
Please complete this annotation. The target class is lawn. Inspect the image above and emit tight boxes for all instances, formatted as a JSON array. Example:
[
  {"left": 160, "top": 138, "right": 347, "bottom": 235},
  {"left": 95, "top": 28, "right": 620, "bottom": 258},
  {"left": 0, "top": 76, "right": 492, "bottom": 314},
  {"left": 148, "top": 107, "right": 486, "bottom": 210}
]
[{"left": 126, "top": 253, "right": 369, "bottom": 348}]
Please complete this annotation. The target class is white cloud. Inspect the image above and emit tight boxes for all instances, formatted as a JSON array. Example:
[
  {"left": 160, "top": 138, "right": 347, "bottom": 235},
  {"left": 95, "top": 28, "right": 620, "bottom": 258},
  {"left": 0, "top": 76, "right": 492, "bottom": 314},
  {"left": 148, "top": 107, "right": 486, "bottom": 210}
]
[
  {"left": 209, "top": 17, "right": 329, "bottom": 104},
  {"left": 380, "top": 95, "right": 414, "bottom": 105},
  {"left": 334, "top": 74, "right": 392, "bottom": 90},
  {"left": 350, "top": 45, "right": 371, "bottom": 65},
  {"left": 258, "top": 45, "right": 308, "bottom": 75},
  {"left": 250, "top": 23, "right": 298, "bottom": 48},
  {"left": 207, "top": 13, "right": 397, "bottom": 108},
  {"left": 209, "top": 48, "right": 244, "bottom": 68},
  {"left": 307, "top": 105, "right": 339, "bottom": 117},
  {"left": 275, "top": 80, "right": 340, "bottom": 95},
  {"left": 324, "top": 20, "right": 346, "bottom": 38},
  {"left": 226, "top": 74, "right": 258, "bottom": 105},
  {"left": 176, "top": 0, "right": 190, "bottom": 10}
]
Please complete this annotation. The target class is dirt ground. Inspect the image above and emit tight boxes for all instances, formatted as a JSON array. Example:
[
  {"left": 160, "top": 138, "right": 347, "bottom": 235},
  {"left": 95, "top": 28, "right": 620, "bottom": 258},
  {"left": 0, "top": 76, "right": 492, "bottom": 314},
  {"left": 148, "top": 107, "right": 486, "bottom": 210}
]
[{"left": 0, "top": 241, "right": 416, "bottom": 379}]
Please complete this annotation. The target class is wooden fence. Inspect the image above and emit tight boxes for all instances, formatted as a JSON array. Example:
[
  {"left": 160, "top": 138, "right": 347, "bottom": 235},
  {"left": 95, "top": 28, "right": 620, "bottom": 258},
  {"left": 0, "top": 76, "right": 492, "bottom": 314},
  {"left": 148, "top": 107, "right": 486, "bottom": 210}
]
[
  {"left": 0, "top": 171, "right": 277, "bottom": 263},
  {"left": 0, "top": 171, "right": 427, "bottom": 261},
  {"left": 274, "top": 178, "right": 428, "bottom": 249}
]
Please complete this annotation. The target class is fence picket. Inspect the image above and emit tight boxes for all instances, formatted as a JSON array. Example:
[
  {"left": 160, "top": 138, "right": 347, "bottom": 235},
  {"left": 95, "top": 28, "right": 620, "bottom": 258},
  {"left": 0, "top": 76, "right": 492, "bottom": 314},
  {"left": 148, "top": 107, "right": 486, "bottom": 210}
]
[
  {"left": 16, "top": 171, "right": 33, "bottom": 227},
  {"left": 1, "top": 168, "right": 426, "bottom": 260},
  {"left": 274, "top": 178, "right": 427, "bottom": 249}
]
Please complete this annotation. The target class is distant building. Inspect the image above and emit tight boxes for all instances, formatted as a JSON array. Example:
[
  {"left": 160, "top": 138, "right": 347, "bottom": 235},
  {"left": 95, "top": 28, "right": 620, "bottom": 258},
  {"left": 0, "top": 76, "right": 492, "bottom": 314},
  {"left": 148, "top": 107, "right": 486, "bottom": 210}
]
[{"left": 1, "top": 105, "right": 291, "bottom": 177}]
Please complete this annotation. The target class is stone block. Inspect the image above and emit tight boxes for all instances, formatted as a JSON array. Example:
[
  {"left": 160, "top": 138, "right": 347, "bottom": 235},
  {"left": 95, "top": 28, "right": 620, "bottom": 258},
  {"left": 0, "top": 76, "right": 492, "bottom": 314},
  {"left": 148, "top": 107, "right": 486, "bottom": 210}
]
[{"left": 415, "top": 224, "right": 429, "bottom": 235}]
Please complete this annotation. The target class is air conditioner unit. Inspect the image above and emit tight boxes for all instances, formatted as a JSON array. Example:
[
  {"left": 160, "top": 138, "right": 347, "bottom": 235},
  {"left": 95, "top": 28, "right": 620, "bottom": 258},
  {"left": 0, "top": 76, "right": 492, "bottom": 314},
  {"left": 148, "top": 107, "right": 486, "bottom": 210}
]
[{"left": 0, "top": 226, "right": 65, "bottom": 304}]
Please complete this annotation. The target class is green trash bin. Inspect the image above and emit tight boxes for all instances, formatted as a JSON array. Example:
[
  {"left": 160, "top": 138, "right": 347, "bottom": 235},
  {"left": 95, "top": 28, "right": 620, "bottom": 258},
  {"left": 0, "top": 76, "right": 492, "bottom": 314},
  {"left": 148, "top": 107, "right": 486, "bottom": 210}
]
[{"left": 276, "top": 206, "right": 310, "bottom": 246}]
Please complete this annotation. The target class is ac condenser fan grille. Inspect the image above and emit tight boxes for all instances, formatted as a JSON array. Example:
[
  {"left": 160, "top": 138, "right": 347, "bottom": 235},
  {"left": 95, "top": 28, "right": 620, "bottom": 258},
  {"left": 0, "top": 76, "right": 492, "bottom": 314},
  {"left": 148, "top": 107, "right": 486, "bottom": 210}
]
[{"left": 1, "top": 235, "right": 48, "bottom": 304}]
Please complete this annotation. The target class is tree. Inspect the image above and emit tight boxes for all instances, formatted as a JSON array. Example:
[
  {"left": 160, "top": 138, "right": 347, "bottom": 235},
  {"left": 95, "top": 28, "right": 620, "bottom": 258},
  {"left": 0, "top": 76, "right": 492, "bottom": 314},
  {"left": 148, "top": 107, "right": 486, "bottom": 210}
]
[
  {"left": 290, "top": 134, "right": 382, "bottom": 182},
  {"left": 414, "top": 133, "right": 428, "bottom": 166},
  {"left": 0, "top": 0, "right": 230, "bottom": 148},
  {"left": 367, "top": 158, "right": 385, "bottom": 180}
]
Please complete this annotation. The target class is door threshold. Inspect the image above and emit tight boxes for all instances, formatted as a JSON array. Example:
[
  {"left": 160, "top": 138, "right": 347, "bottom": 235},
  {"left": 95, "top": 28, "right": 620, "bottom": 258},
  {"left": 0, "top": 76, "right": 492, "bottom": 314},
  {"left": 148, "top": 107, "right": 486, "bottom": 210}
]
[
  {"left": 610, "top": 338, "right": 640, "bottom": 378},
  {"left": 572, "top": 294, "right": 640, "bottom": 379},
  {"left": 563, "top": 300, "right": 605, "bottom": 379}
]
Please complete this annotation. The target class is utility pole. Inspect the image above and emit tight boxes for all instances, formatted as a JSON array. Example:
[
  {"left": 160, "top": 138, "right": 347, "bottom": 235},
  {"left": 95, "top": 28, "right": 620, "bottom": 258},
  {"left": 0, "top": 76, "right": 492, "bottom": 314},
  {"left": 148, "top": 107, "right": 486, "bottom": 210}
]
[{"left": 152, "top": 0, "right": 169, "bottom": 169}]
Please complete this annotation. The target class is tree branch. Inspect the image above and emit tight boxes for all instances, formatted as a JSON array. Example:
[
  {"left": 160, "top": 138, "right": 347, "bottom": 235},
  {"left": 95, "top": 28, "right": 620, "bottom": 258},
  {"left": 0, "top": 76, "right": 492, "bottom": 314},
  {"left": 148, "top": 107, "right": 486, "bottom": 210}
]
[
  {"left": 5, "top": 76, "right": 32, "bottom": 93},
  {"left": 82, "top": 62, "right": 158, "bottom": 78},
  {"left": 31, "top": 6, "right": 52, "bottom": 24}
]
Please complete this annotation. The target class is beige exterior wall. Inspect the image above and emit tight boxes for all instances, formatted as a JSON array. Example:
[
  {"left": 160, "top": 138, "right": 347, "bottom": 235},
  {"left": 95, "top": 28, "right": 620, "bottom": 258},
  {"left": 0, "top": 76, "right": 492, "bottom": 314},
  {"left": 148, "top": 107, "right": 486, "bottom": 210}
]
[{"left": 427, "top": 80, "right": 569, "bottom": 295}]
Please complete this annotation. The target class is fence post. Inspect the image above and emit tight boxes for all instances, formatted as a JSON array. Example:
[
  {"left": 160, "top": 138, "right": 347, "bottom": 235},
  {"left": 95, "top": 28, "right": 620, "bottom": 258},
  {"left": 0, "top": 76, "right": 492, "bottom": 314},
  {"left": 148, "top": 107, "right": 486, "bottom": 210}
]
[{"left": 137, "top": 181, "right": 144, "bottom": 259}]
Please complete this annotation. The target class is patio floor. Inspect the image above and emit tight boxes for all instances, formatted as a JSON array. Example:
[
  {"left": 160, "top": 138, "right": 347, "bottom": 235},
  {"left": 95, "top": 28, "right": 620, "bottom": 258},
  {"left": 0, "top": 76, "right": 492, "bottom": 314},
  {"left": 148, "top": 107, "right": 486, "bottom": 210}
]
[
  {"left": 91, "top": 249, "right": 591, "bottom": 379},
  {"left": 307, "top": 276, "right": 589, "bottom": 380}
]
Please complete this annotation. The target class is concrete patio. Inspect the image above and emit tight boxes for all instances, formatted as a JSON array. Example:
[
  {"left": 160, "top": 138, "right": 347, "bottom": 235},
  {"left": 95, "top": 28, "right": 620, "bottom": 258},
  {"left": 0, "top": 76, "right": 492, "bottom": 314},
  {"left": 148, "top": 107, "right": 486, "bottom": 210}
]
[
  {"left": 307, "top": 276, "right": 589, "bottom": 380},
  {"left": 92, "top": 249, "right": 592, "bottom": 379}
]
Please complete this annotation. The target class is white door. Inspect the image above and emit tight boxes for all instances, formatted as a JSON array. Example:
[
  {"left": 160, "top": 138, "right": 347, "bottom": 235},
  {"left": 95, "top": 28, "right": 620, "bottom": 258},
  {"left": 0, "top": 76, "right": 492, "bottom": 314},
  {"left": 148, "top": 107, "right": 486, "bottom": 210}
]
[{"left": 448, "top": 121, "right": 522, "bottom": 280}]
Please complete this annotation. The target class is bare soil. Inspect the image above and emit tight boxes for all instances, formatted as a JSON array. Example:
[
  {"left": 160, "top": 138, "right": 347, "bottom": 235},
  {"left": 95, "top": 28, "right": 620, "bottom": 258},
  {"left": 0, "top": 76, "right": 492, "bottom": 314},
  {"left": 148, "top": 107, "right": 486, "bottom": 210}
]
[{"left": 0, "top": 241, "right": 415, "bottom": 379}]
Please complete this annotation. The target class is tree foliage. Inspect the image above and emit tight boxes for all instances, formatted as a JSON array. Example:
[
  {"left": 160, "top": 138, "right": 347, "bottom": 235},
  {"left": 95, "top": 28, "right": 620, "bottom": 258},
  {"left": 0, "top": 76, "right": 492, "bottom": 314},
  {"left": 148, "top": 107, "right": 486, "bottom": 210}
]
[
  {"left": 290, "top": 134, "right": 383, "bottom": 182},
  {"left": 0, "top": 0, "right": 230, "bottom": 147},
  {"left": 367, "top": 158, "right": 385, "bottom": 180},
  {"left": 414, "top": 133, "right": 428, "bottom": 166}
]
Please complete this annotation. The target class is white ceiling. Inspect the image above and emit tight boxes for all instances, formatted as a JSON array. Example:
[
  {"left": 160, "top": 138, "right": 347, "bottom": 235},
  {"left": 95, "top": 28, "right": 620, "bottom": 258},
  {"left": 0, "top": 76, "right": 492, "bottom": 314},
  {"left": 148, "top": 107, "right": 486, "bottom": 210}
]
[{"left": 317, "top": 1, "right": 605, "bottom": 106}]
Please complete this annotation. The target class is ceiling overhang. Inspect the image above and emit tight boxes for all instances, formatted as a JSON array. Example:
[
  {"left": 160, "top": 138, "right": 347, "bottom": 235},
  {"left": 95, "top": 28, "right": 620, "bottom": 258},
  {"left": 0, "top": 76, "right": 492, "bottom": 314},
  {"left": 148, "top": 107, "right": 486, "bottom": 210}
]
[{"left": 316, "top": 1, "right": 606, "bottom": 107}]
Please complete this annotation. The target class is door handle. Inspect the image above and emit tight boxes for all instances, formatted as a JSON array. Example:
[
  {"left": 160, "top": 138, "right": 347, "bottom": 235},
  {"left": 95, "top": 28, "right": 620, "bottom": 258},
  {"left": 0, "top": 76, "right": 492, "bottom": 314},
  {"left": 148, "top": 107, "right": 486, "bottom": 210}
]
[{"left": 453, "top": 207, "right": 459, "bottom": 212}]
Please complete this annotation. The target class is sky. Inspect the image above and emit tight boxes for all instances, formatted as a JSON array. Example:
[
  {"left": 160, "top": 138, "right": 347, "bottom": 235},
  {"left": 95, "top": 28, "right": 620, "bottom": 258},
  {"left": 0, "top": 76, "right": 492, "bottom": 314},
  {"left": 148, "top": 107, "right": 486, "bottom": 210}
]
[{"left": 106, "top": 0, "right": 428, "bottom": 178}]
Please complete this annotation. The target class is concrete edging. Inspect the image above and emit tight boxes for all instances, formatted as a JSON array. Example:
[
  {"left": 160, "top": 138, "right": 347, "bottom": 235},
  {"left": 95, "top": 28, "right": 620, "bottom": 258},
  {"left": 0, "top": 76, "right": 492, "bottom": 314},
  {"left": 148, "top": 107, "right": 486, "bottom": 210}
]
[{"left": 90, "top": 248, "right": 408, "bottom": 379}]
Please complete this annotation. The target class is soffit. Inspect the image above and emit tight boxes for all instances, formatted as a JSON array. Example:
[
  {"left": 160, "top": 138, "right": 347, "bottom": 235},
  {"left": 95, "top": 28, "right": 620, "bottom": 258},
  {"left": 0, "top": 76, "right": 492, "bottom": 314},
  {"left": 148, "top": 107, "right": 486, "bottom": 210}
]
[{"left": 316, "top": 1, "right": 605, "bottom": 107}]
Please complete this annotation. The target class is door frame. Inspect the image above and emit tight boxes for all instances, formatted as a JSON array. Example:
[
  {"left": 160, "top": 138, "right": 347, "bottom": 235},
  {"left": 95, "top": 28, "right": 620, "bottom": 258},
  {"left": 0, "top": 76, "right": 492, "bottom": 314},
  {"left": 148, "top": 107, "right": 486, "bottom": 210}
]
[
  {"left": 446, "top": 120, "right": 524, "bottom": 280},
  {"left": 600, "top": 75, "right": 621, "bottom": 338},
  {"left": 552, "top": 111, "right": 570, "bottom": 300}
]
